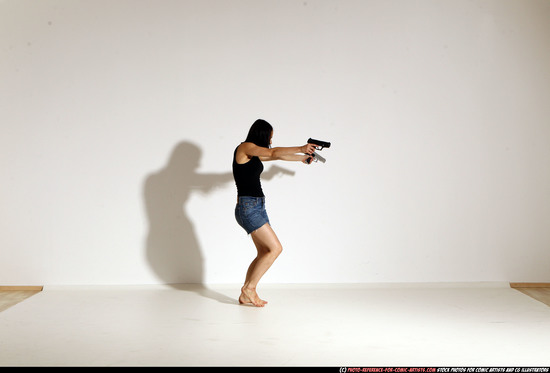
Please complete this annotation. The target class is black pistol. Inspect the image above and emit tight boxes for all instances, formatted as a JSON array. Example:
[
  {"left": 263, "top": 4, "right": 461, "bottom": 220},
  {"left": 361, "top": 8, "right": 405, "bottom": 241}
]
[{"left": 306, "top": 138, "right": 331, "bottom": 164}]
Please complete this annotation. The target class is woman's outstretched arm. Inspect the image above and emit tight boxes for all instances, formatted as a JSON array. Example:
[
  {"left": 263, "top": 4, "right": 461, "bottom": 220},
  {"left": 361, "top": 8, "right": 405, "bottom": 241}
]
[
  {"left": 238, "top": 142, "right": 316, "bottom": 162},
  {"left": 271, "top": 154, "right": 310, "bottom": 163}
]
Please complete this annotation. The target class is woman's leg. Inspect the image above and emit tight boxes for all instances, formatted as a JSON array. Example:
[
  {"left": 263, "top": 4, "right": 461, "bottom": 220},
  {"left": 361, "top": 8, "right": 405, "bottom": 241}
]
[{"left": 239, "top": 223, "right": 283, "bottom": 307}]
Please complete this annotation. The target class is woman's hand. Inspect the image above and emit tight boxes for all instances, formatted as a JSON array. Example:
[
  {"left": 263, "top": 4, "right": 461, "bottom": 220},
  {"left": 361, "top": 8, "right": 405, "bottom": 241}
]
[
  {"left": 301, "top": 155, "right": 313, "bottom": 164},
  {"left": 301, "top": 143, "right": 317, "bottom": 155}
]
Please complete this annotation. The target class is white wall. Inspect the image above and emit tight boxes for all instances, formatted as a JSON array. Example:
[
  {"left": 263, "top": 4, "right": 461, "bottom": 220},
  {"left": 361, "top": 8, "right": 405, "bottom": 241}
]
[{"left": 2, "top": 0, "right": 549, "bottom": 285}]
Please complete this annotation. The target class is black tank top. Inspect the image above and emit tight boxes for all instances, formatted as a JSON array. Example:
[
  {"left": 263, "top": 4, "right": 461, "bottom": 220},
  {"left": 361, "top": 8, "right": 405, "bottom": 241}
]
[{"left": 232, "top": 146, "right": 264, "bottom": 197}]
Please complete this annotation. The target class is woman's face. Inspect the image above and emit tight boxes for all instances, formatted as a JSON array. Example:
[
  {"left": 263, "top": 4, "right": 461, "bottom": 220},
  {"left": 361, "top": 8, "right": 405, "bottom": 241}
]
[{"left": 270, "top": 131, "right": 273, "bottom": 146}]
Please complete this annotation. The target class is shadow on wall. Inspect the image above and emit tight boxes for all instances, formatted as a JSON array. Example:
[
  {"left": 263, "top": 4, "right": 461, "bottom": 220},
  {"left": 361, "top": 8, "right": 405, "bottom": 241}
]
[
  {"left": 143, "top": 141, "right": 234, "bottom": 303},
  {"left": 143, "top": 140, "right": 296, "bottom": 304}
]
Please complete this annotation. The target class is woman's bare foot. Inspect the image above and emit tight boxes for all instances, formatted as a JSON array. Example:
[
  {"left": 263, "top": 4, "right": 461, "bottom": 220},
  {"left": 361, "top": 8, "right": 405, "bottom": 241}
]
[{"left": 239, "top": 286, "right": 268, "bottom": 307}]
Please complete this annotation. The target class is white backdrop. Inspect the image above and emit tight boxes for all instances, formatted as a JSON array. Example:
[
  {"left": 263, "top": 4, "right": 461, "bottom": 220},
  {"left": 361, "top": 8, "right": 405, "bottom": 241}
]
[{"left": 2, "top": 0, "right": 549, "bottom": 285}]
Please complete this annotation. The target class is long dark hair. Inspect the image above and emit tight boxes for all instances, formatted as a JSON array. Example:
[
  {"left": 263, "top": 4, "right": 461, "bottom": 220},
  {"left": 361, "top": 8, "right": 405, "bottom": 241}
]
[{"left": 245, "top": 119, "right": 273, "bottom": 148}]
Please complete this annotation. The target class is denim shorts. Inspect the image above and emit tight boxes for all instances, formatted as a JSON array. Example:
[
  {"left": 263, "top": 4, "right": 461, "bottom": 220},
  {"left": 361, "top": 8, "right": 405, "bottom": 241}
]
[{"left": 235, "top": 196, "right": 270, "bottom": 234}]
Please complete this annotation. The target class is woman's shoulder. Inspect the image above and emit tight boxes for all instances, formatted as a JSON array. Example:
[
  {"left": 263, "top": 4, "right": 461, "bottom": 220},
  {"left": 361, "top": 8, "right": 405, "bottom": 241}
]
[{"left": 235, "top": 143, "right": 254, "bottom": 164}]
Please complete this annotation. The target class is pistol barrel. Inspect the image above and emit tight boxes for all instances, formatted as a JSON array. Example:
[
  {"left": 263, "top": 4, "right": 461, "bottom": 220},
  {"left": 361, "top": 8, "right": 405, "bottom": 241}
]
[
  {"left": 313, "top": 152, "right": 326, "bottom": 163},
  {"left": 307, "top": 138, "right": 331, "bottom": 149}
]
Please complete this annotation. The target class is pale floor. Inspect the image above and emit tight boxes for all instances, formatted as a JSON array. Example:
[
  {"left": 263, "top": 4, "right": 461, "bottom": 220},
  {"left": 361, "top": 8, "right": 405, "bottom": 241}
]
[{"left": 1, "top": 284, "right": 550, "bottom": 367}]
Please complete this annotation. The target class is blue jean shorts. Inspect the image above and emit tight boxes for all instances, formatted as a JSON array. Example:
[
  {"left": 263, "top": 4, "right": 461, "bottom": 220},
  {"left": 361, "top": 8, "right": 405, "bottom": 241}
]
[{"left": 235, "top": 196, "right": 270, "bottom": 234}]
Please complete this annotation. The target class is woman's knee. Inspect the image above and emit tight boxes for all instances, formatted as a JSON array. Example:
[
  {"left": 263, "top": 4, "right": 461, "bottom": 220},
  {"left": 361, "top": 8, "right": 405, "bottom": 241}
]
[
  {"left": 271, "top": 243, "right": 283, "bottom": 257},
  {"left": 258, "top": 243, "right": 282, "bottom": 257},
  {"left": 252, "top": 224, "right": 283, "bottom": 256}
]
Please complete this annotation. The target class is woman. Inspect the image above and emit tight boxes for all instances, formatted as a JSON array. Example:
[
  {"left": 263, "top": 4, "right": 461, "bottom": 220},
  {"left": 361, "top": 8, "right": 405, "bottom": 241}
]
[{"left": 233, "top": 119, "right": 316, "bottom": 307}]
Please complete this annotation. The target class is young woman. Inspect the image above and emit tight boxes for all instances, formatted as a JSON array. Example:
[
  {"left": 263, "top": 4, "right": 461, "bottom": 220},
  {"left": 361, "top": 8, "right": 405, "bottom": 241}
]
[{"left": 233, "top": 119, "right": 316, "bottom": 307}]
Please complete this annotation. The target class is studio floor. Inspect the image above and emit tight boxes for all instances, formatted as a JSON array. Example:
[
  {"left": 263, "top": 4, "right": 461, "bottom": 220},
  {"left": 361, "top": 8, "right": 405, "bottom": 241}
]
[{"left": 1, "top": 283, "right": 549, "bottom": 367}]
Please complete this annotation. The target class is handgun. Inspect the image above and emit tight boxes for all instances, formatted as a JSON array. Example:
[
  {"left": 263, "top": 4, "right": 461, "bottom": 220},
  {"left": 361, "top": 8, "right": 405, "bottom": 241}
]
[{"left": 306, "top": 138, "right": 331, "bottom": 164}]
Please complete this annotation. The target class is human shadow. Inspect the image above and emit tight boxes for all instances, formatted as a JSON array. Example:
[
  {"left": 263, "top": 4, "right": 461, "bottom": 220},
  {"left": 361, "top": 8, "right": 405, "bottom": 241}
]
[
  {"left": 143, "top": 141, "right": 295, "bottom": 305},
  {"left": 143, "top": 141, "right": 234, "bottom": 304}
]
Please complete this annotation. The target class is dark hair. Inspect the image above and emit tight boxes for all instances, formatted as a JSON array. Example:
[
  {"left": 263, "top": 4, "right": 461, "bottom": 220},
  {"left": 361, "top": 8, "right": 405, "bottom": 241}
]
[{"left": 245, "top": 119, "right": 273, "bottom": 148}]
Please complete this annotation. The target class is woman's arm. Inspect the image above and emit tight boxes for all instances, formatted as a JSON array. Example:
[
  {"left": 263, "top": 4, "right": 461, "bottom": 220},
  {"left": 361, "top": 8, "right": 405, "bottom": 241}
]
[
  {"left": 239, "top": 142, "right": 316, "bottom": 162},
  {"left": 270, "top": 154, "right": 310, "bottom": 163}
]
